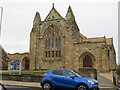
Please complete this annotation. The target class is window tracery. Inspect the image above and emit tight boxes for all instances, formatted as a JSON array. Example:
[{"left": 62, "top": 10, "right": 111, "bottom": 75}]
[{"left": 44, "top": 26, "right": 61, "bottom": 60}]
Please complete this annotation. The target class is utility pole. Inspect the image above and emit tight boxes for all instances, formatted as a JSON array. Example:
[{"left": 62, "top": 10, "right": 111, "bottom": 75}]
[
  {"left": 0, "top": 6, "right": 3, "bottom": 39},
  {"left": 0, "top": 6, "right": 3, "bottom": 71}
]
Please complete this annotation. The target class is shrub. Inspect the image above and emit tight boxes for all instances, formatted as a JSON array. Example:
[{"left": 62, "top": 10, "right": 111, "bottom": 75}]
[
  {"left": 78, "top": 68, "right": 97, "bottom": 80},
  {"left": 116, "top": 68, "right": 120, "bottom": 74},
  {"left": 2, "top": 71, "right": 46, "bottom": 76}
]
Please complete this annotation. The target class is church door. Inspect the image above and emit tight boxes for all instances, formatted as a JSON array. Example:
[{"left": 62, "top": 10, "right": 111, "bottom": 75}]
[
  {"left": 83, "top": 55, "right": 92, "bottom": 67},
  {"left": 22, "top": 57, "right": 29, "bottom": 70},
  {"left": 24, "top": 59, "right": 29, "bottom": 70}
]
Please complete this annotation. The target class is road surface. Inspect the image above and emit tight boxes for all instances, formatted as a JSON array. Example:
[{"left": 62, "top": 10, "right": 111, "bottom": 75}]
[{"left": 3, "top": 85, "right": 117, "bottom": 90}]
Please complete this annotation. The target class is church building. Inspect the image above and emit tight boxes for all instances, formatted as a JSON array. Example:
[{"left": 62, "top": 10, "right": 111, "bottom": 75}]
[
  {"left": 8, "top": 5, "right": 117, "bottom": 72},
  {"left": 29, "top": 5, "right": 117, "bottom": 72}
]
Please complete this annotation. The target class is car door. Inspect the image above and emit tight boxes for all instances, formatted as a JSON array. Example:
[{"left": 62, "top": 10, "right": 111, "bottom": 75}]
[
  {"left": 62, "top": 70, "right": 77, "bottom": 88},
  {"left": 51, "top": 70, "right": 65, "bottom": 87}
]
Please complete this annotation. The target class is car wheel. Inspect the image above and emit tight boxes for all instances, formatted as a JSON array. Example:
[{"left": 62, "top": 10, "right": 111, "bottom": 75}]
[
  {"left": 77, "top": 84, "right": 88, "bottom": 90},
  {"left": 43, "top": 82, "right": 52, "bottom": 90}
]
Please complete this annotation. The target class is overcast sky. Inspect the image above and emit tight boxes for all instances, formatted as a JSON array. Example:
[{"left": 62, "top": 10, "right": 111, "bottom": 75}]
[{"left": 0, "top": 0, "right": 119, "bottom": 64}]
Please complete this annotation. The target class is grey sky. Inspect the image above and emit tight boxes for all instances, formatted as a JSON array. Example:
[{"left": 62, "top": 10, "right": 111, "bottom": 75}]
[{"left": 0, "top": 0, "right": 119, "bottom": 64}]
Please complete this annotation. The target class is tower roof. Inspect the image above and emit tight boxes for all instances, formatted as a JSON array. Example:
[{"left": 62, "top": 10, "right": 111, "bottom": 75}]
[
  {"left": 66, "top": 5, "right": 75, "bottom": 19},
  {"left": 44, "top": 3, "right": 63, "bottom": 21}
]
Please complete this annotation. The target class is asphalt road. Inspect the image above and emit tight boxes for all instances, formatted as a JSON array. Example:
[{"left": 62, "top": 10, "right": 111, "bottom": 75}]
[{"left": 3, "top": 85, "right": 117, "bottom": 90}]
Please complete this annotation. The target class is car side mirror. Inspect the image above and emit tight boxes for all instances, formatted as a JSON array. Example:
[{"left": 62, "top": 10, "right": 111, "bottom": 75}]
[{"left": 70, "top": 76, "right": 75, "bottom": 79}]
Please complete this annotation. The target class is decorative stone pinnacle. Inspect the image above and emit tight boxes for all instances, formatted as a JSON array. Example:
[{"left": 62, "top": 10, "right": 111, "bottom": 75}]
[{"left": 52, "top": 3, "right": 54, "bottom": 8}]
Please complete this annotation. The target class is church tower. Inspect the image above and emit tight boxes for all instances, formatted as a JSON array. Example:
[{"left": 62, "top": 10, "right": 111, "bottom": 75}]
[
  {"left": 65, "top": 5, "right": 80, "bottom": 43},
  {"left": 29, "top": 12, "right": 41, "bottom": 70},
  {"left": 66, "top": 5, "right": 75, "bottom": 24}
]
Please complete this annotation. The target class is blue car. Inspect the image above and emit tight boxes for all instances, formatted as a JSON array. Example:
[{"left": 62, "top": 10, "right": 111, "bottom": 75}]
[{"left": 40, "top": 68, "right": 99, "bottom": 90}]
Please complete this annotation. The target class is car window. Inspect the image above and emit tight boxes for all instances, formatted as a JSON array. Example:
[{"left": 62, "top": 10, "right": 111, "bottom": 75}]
[
  {"left": 52, "top": 70, "right": 63, "bottom": 76},
  {"left": 63, "top": 70, "right": 75, "bottom": 76}
]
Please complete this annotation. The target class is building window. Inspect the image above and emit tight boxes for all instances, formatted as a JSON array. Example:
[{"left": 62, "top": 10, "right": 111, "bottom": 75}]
[
  {"left": 48, "top": 38, "right": 50, "bottom": 49},
  {"left": 45, "top": 51, "right": 47, "bottom": 57},
  {"left": 10, "top": 60, "right": 19, "bottom": 70},
  {"left": 56, "top": 37, "right": 61, "bottom": 50},
  {"left": 55, "top": 38, "right": 57, "bottom": 49},
  {"left": 45, "top": 38, "right": 50, "bottom": 50},
  {"left": 45, "top": 26, "right": 61, "bottom": 60},
  {"left": 45, "top": 39, "right": 47, "bottom": 49},
  {"left": 52, "top": 16, "right": 54, "bottom": 19},
  {"left": 58, "top": 37, "right": 61, "bottom": 49},
  {"left": 48, "top": 51, "right": 50, "bottom": 57},
  {"left": 59, "top": 51, "right": 61, "bottom": 57},
  {"left": 52, "top": 51, "right": 54, "bottom": 57},
  {"left": 56, "top": 51, "right": 58, "bottom": 57},
  {"left": 52, "top": 32, "right": 54, "bottom": 48}
]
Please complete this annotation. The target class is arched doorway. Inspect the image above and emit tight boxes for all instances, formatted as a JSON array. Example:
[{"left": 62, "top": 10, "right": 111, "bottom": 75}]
[
  {"left": 83, "top": 55, "right": 92, "bottom": 67},
  {"left": 79, "top": 52, "right": 96, "bottom": 69},
  {"left": 22, "top": 57, "right": 29, "bottom": 70}
]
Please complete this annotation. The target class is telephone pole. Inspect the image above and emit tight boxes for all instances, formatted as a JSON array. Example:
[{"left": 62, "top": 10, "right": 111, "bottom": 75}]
[{"left": 0, "top": 6, "right": 3, "bottom": 39}]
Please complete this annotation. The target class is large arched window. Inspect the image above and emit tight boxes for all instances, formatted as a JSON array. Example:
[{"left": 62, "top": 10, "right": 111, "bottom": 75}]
[{"left": 45, "top": 26, "right": 61, "bottom": 59}]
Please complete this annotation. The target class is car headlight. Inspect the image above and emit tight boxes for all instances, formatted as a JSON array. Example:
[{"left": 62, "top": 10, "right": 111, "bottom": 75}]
[{"left": 87, "top": 80, "right": 95, "bottom": 84}]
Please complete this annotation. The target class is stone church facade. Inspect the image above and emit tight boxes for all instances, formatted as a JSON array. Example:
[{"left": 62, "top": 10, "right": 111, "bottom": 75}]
[
  {"left": 8, "top": 5, "right": 117, "bottom": 72},
  {"left": 29, "top": 5, "right": 117, "bottom": 72}
]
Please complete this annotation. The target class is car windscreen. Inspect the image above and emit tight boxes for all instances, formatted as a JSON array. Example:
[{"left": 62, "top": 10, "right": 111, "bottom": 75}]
[{"left": 69, "top": 70, "right": 80, "bottom": 77}]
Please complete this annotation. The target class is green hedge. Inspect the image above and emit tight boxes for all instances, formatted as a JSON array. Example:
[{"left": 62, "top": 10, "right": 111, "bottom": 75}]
[
  {"left": 2, "top": 71, "right": 46, "bottom": 76},
  {"left": 2, "top": 74, "right": 42, "bottom": 82}
]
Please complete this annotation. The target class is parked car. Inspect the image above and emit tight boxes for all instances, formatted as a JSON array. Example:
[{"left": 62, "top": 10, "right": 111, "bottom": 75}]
[
  {"left": 40, "top": 68, "right": 99, "bottom": 90},
  {"left": 117, "top": 80, "right": 120, "bottom": 90}
]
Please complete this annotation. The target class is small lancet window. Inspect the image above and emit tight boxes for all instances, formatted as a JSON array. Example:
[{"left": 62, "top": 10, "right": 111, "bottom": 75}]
[
  {"left": 52, "top": 32, "right": 54, "bottom": 48},
  {"left": 52, "top": 16, "right": 54, "bottom": 19}
]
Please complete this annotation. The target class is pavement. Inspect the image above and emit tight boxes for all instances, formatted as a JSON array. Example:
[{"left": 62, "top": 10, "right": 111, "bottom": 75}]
[{"left": 1, "top": 80, "right": 40, "bottom": 88}]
